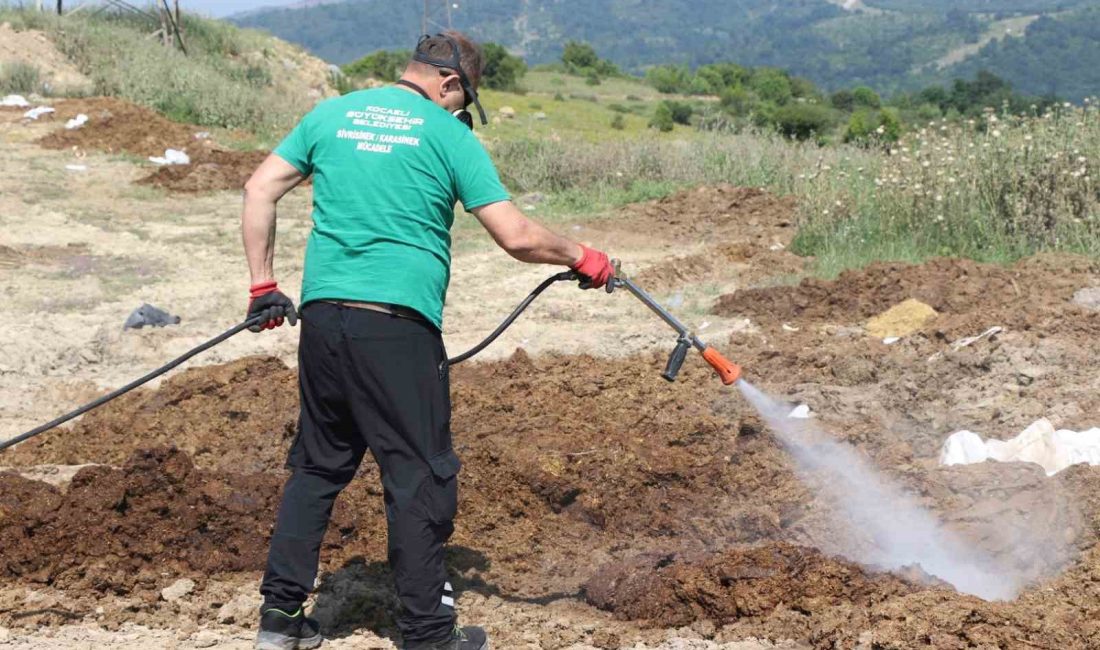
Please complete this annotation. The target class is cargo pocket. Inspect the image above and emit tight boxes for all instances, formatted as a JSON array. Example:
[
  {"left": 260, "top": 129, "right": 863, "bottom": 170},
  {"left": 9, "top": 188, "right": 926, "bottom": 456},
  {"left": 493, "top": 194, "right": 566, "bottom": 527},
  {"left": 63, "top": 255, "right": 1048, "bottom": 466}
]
[{"left": 425, "top": 448, "right": 461, "bottom": 525}]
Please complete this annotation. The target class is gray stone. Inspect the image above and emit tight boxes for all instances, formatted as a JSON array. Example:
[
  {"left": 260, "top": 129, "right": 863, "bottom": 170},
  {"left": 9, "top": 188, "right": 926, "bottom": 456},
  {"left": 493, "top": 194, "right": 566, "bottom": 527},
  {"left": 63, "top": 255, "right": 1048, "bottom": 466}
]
[
  {"left": 191, "top": 629, "right": 219, "bottom": 648},
  {"left": 160, "top": 578, "right": 196, "bottom": 603},
  {"left": 216, "top": 592, "right": 261, "bottom": 625},
  {"left": 1072, "top": 286, "right": 1100, "bottom": 311}
]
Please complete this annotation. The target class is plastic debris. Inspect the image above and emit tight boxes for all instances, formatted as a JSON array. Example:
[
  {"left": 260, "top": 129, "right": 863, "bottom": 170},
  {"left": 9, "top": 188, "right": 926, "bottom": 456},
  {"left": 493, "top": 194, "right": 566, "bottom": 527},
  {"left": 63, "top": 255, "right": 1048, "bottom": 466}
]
[
  {"left": 148, "top": 149, "right": 190, "bottom": 166},
  {"left": 23, "top": 106, "right": 55, "bottom": 120},
  {"left": 883, "top": 336, "right": 901, "bottom": 345},
  {"left": 1, "top": 94, "right": 30, "bottom": 107},
  {"left": 65, "top": 113, "right": 88, "bottom": 130},
  {"left": 788, "top": 404, "right": 813, "bottom": 419},
  {"left": 124, "top": 304, "right": 182, "bottom": 330},
  {"left": 940, "top": 418, "right": 1100, "bottom": 476},
  {"left": 64, "top": 164, "right": 88, "bottom": 172},
  {"left": 951, "top": 326, "right": 1003, "bottom": 351}
]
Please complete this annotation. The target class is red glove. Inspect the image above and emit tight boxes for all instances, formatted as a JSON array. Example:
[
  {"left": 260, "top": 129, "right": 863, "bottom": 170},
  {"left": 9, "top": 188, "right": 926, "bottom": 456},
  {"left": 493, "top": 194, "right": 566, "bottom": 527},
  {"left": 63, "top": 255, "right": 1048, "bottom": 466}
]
[
  {"left": 247, "top": 281, "right": 298, "bottom": 332},
  {"left": 570, "top": 244, "right": 615, "bottom": 289}
]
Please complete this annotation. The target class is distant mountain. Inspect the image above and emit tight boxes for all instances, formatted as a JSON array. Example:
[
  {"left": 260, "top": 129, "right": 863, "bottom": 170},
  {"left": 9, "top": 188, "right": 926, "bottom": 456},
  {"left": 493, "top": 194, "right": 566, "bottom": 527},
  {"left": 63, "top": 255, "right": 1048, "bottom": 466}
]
[{"left": 230, "top": 0, "right": 1099, "bottom": 100}]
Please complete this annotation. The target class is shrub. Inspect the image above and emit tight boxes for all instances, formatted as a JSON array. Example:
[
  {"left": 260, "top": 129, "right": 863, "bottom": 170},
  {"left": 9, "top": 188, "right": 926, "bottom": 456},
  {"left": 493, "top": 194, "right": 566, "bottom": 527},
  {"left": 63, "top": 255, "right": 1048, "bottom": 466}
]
[
  {"left": 0, "top": 61, "right": 40, "bottom": 94},
  {"left": 649, "top": 102, "right": 674, "bottom": 132},
  {"left": 664, "top": 100, "right": 694, "bottom": 125},
  {"left": 610, "top": 114, "right": 625, "bottom": 130}
]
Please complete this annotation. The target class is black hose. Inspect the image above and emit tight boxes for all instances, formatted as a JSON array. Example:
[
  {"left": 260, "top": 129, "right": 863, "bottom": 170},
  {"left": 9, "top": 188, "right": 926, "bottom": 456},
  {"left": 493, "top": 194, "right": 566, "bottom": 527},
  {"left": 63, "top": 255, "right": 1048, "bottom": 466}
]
[
  {"left": 447, "top": 271, "right": 576, "bottom": 365},
  {"left": 0, "top": 317, "right": 263, "bottom": 452},
  {"left": 1, "top": 272, "right": 578, "bottom": 452}
]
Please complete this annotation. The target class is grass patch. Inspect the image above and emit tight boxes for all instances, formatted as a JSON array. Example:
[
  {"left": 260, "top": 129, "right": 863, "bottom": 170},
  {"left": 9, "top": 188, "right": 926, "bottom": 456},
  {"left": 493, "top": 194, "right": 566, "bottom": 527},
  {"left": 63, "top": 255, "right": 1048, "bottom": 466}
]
[
  {"left": 489, "top": 104, "right": 1098, "bottom": 274},
  {"left": 0, "top": 61, "right": 41, "bottom": 94},
  {"left": 0, "top": 8, "right": 307, "bottom": 138}
]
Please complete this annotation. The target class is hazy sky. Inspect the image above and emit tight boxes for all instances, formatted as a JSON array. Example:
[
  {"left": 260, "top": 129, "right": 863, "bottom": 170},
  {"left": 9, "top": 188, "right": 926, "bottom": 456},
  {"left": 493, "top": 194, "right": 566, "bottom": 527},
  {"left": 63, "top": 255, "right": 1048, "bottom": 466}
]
[{"left": 181, "top": 1, "right": 294, "bottom": 17}]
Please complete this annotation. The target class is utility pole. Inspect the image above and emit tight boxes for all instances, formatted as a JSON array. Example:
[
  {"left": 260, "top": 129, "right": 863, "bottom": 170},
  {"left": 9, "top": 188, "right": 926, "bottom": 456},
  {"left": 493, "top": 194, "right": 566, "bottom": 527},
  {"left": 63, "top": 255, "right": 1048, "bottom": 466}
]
[{"left": 421, "top": 0, "right": 454, "bottom": 35}]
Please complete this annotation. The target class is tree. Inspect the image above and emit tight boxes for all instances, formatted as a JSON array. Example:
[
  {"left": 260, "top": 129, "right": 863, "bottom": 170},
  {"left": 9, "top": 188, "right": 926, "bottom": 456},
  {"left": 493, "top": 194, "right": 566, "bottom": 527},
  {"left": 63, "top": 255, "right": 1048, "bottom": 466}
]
[
  {"left": 830, "top": 89, "right": 854, "bottom": 112},
  {"left": 342, "top": 49, "right": 410, "bottom": 82},
  {"left": 774, "top": 103, "right": 835, "bottom": 141},
  {"left": 751, "top": 68, "right": 793, "bottom": 105},
  {"left": 481, "top": 42, "right": 526, "bottom": 91},
  {"left": 646, "top": 64, "right": 691, "bottom": 94},
  {"left": 562, "top": 41, "right": 599, "bottom": 70},
  {"left": 851, "top": 86, "right": 882, "bottom": 109}
]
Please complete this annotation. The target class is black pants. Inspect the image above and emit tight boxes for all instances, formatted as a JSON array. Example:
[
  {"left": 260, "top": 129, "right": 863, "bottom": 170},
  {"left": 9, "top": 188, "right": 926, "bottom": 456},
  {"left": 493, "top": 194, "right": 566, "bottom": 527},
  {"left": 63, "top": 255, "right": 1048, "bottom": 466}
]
[{"left": 260, "top": 302, "right": 460, "bottom": 645}]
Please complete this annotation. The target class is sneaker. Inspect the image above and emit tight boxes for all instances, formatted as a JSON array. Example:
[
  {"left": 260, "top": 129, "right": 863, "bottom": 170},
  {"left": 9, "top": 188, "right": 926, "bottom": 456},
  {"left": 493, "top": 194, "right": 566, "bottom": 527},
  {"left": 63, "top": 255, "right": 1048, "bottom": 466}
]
[
  {"left": 405, "top": 625, "right": 489, "bottom": 650},
  {"left": 254, "top": 606, "right": 323, "bottom": 650}
]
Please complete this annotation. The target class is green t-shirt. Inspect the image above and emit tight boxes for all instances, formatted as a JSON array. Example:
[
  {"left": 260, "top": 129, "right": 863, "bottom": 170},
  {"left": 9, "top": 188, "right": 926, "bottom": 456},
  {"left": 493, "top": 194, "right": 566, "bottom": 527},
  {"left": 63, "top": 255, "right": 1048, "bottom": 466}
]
[{"left": 274, "top": 86, "right": 510, "bottom": 330}]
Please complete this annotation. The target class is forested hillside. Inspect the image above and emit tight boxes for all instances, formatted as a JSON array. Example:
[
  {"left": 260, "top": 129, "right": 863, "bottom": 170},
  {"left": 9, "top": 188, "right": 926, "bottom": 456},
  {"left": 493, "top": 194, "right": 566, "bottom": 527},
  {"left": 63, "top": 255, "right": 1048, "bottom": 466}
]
[{"left": 232, "top": 0, "right": 1099, "bottom": 100}]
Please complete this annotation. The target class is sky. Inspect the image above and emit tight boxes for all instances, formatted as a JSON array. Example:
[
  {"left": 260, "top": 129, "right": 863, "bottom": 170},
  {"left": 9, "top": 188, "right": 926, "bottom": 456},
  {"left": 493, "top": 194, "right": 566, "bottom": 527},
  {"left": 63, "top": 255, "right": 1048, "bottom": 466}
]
[{"left": 178, "top": 0, "right": 294, "bottom": 17}]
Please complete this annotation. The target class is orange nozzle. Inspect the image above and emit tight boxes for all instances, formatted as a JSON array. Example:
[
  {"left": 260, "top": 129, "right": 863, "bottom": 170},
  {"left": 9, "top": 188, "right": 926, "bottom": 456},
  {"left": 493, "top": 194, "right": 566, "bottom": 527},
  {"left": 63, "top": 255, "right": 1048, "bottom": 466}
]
[{"left": 702, "top": 347, "right": 742, "bottom": 385}]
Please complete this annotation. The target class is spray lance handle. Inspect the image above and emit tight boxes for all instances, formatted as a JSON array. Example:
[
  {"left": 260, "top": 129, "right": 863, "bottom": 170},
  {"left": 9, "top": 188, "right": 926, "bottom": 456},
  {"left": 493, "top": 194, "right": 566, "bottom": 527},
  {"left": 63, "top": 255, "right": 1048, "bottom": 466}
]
[{"left": 662, "top": 337, "right": 692, "bottom": 382}]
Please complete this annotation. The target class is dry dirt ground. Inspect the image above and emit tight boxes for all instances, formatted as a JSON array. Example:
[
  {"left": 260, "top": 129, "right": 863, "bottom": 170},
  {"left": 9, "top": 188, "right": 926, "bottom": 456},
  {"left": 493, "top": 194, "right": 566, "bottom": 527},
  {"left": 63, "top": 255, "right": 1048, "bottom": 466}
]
[{"left": 1, "top": 99, "right": 1099, "bottom": 650}]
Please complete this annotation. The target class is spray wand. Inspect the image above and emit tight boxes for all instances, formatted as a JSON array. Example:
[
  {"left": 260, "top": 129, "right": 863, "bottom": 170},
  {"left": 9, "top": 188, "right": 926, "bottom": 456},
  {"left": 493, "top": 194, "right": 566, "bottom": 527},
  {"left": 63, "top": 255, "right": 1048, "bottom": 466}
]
[{"left": 604, "top": 260, "right": 742, "bottom": 385}]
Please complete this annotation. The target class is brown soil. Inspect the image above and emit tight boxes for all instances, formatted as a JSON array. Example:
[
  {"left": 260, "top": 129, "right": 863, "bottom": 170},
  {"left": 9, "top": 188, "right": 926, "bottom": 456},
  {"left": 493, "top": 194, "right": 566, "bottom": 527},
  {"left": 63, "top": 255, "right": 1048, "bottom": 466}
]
[
  {"left": 137, "top": 148, "right": 269, "bottom": 193},
  {"left": 3, "top": 182, "right": 1099, "bottom": 648},
  {"left": 598, "top": 185, "right": 807, "bottom": 292},
  {"left": 584, "top": 543, "right": 925, "bottom": 627},
  {"left": 714, "top": 255, "right": 1099, "bottom": 339},
  {"left": 32, "top": 97, "right": 268, "bottom": 192}
]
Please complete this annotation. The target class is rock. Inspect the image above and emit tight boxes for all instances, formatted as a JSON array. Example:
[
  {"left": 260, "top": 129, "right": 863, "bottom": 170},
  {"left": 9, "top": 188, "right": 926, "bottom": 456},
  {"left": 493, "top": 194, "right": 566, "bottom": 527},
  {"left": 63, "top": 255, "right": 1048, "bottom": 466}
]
[
  {"left": 160, "top": 578, "right": 196, "bottom": 603},
  {"left": 0, "top": 627, "right": 10, "bottom": 642},
  {"left": 534, "top": 111, "right": 547, "bottom": 120},
  {"left": 216, "top": 592, "right": 261, "bottom": 624},
  {"left": 1073, "top": 287, "right": 1100, "bottom": 311},
  {"left": 124, "top": 303, "right": 181, "bottom": 330},
  {"left": 191, "top": 629, "right": 219, "bottom": 648},
  {"left": 498, "top": 106, "right": 516, "bottom": 119}
]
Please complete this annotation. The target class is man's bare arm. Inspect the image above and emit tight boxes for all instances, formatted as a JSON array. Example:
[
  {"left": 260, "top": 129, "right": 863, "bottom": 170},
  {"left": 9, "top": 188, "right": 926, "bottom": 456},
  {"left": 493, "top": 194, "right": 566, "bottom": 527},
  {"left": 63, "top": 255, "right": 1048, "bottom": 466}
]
[
  {"left": 241, "top": 154, "right": 307, "bottom": 284},
  {"left": 470, "top": 200, "right": 583, "bottom": 266}
]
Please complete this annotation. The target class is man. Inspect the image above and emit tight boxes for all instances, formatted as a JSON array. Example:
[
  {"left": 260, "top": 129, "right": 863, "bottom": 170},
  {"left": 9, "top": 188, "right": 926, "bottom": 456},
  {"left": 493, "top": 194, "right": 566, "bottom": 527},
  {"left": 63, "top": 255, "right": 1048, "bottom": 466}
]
[{"left": 242, "top": 32, "right": 615, "bottom": 650}]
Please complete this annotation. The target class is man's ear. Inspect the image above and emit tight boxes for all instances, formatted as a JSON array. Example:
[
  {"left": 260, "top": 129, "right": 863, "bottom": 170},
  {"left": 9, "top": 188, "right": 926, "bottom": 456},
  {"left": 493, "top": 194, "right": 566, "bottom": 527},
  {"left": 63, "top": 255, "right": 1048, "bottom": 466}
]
[{"left": 440, "top": 73, "right": 465, "bottom": 102}]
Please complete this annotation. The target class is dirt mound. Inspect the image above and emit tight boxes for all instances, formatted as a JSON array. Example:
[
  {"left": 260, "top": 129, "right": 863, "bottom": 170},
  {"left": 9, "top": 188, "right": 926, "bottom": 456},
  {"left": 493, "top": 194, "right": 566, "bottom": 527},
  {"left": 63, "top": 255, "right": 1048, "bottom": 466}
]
[
  {"left": 714, "top": 255, "right": 1098, "bottom": 338},
  {"left": 36, "top": 98, "right": 207, "bottom": 158},
  {"left": 0, "top": 448, "right": 283, "bottom": 593},
  {"left": 32, "top": 97, "right": 268, "bottom": 192},
  {"left": 4, "top": 356, "right": 299, "bottom": 472},
  {"left": 137, "top": 148, "right": 268, "bottom": 193},
  {"left": 610, "top": 185, "right": 797, "bottom": 241},
  {"left": 605, "top": 185, "right": 807, "bottom": 293},
  {"left": 584, "top": 542, "right": 923, "bottom": 627},
  {"left": 0, "top": 24, "right": 91, "bottom": 95}
]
